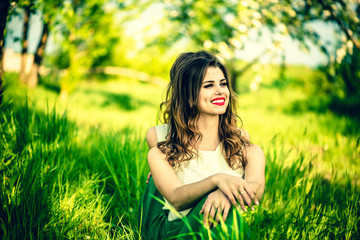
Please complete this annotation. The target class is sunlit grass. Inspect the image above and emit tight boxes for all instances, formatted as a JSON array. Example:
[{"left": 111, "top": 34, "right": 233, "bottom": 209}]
[
  {"left": 0, "top": 101, "right": 147, "bottom": 239},
  {"left": 239, "top": 86, "right": 359, "bottom": 180},
  {"left": 3, "top": 73, "right": 164, "bottom": 132},
  {"left": 1, "top": 70, "right": 359, "bottom": 239}
]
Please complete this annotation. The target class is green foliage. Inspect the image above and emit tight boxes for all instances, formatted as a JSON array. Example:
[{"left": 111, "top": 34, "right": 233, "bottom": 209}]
[
  {"left": 46, "top": 0, "right": 120, "bottom": 95},
  {"left": 1, "top": 65, "right": 359, "bottom": 239},
  {"left": 248, "top": 136, "right": 360, "bottom": 239},
  {"left": 336, "top": 47, "right": 360, "bottom": 96},
  {"left": 0, "top": 100, "right": 147, "bottom": 239},
  {"left": 160, "top": 0, "right": 360, "bottom": 100},
  {"left": 0, "top": 101, "right": 76, "bottom": 238},
  {"left": 1, "top": 97, "right": 359, "bottom": 239},
  {"left": 284, "top": 47, "right": 360, "bottom": 118},
  {"left": 0, "top": 68, "right": 360, "bottom": 239}
]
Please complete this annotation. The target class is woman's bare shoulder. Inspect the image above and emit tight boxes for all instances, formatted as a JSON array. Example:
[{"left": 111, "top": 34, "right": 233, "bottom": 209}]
[
  {"left": 146, "top": 126, "right": 157, "bottom": 149},
  {"left": 148, "top": 146, "right": 163, "bottom": 158},
  {"left": 147, "top": 146, "right": 168, "bottom": 167},
  {"left": 245, "top": 144, "right": 265, "bottom": 163}
]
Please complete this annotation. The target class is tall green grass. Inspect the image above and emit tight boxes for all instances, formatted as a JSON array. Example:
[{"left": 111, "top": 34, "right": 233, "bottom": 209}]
[
  {"left": 1, "top": 71, "right": 359, "bottom": 239},
  {"left": 1, "top": 99, "right": 359, "bottom": 239},
  {"left": 0, "top": 101, "right": 148, "bottom": 239},
  {"left": 248, "top": 135, "right": 359, "bottom": 239}
]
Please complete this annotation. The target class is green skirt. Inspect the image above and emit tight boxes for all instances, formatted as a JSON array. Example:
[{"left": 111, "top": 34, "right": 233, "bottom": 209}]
[{"left": 138, "top": 177, "right": 252, "bottom": 240}]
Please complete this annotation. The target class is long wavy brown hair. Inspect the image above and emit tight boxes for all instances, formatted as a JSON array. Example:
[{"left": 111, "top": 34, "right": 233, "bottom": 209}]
[{"left": 158, "top": 51, "right": 251, "bottom": 170}]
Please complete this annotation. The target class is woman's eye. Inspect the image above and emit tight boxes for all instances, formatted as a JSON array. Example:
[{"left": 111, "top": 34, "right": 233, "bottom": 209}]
[
  {"left": 204, "top": 84, "right": 213, "bottom": 88},
  {"left": 221, "top": 82, "right": 228, "bottom": 87}
]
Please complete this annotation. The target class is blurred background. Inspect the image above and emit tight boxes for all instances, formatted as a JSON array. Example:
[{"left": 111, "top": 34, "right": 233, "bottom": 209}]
[
  {"left": 0, "top": 0, "right": 359, "bottom": 239},
  {"left": 1, "top": 0, "right": 360, "bottom": 130}
]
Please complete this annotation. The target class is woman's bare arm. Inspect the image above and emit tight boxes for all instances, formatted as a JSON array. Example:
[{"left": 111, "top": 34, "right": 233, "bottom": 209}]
[
  {"left": 145, "top": 127, "right": 158, "bottom": 183},
  {"left": 146, "top": 127, "right": 157, "bottom": 149},
  {"left": 244, "top": 144, "right": 266, "bottom": 200},
  {"left": 148, "top": 147, "right": 258, "bottom": 211},
  {"left": 148, "top": 147, "right": 219, "bottom": 211}
]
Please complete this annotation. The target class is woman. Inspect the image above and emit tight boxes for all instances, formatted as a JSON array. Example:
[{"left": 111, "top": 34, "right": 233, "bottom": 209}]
[{"left": 139, "top": 51, "right": 265, "bottom": 239}]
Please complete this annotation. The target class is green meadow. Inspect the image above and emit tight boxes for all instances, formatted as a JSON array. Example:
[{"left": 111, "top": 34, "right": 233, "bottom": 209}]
[{"left": 1, "top": 67, "right": 359, "bottom": 239}]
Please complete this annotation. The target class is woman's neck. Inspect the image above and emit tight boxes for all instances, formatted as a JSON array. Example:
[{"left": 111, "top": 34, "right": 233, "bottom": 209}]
[{"left": 195, "top": 115, "right": 220, "bottom": 151}]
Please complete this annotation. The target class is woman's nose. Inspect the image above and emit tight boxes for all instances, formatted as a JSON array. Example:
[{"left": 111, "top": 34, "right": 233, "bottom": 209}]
[{"left": 215, "top": 84, "right": 224, "bottom": 94}]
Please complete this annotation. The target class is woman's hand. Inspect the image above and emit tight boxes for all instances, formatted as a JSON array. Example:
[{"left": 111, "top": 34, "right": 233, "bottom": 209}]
[
  {"left": 146, "top": 172, "right": 151, "bottom": 184},
  {"left": 214, "top": 173, "right": 259, "bottom": 212},
  {"left": 200, "top": 189, "right": 231, "bottom": 228}
]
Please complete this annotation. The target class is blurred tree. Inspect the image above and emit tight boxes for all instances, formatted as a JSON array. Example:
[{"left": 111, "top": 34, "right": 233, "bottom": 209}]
[
  {"left": 283, "top": 0, "right": 360, "bottom": 99},
  {"left": 162, "top": 0, "right": 264, "bottom": 91},
  {"left": 19, "top": 0, "right": 34, "bottom": 84},
  {"left": 3, "top": 0, "right": 62, "bottom": 87},
  {"left": 26, "top": 17, "right": 49, "bottom": 87},
  {"left": 338, "top": 47, "right": 360, "bottom": 97},
  {"left": 55, "top": 0, "right": 121, "bottom": 100},
  {"left": 26, "top": 0, "right": 63, "bottom": 87},
  {"left": 161, "top": 0, "right": 301, "bottom": 92},
  {"left": 0, "top": 0, "right": 11, "bottom": 105},
  {"left": 161, "top": 0, "right": 359, "bottom": 97}
]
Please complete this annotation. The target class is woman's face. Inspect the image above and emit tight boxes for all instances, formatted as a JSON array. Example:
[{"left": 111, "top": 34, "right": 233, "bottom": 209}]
[{"left": 197, "top": 66, "right": 230, "bottom": 117}]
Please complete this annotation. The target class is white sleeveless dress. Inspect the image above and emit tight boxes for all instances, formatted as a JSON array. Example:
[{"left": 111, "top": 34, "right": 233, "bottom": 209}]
[{"left": 155, "top": 124, "right": 245, "bottom": 221}]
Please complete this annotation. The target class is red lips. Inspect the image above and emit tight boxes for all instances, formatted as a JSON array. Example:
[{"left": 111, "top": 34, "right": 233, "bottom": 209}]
[{"left": 211, "top": 97, "right": 226, "bottom": 106}]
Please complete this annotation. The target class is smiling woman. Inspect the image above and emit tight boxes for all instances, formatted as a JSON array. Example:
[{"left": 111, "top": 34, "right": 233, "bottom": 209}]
[
  {"left": 197, "top": 67, "right": 230, "bottom": 117},
  {"left": 138, "top": 51, "right": 265, "bottom": 239}
]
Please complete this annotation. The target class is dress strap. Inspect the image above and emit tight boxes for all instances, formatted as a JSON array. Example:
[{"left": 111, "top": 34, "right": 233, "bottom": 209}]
[{"left": 155, "top": 124, "right": 169, "bottom": 142}]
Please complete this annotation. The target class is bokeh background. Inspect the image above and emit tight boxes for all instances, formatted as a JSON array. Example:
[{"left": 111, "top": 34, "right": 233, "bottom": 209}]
[{"left": 0, "top": 0, "right": 359, "bottom": 239}]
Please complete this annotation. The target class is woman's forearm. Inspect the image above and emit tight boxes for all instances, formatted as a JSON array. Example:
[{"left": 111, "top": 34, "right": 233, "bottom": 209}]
[
  {"left": 168, "top": 175, "right": 219, "bottom": 211},
  {"left": 148, "top": 147, "right": 222, "bottom": 211},
  {"left": 244, "top": 144, "right": 266, "bottom": 201},
  {"left": 170, "top": 173, "right": 260, "bottom": 211}
]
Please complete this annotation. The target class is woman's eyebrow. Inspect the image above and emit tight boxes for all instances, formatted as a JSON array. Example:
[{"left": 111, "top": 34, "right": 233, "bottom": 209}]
[
  {"left": 202, "top": 80, "right": 214, "bottom": 84},
  {"left": 202, "top": 78, "right": 226, "bottom": 85}
]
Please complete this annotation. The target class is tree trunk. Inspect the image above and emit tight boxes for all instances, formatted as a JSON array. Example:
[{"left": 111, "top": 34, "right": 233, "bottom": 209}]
[
  {"left": 20, "top": 5, "right": 30, "bottom": 83},
  {"left": 0, "top": 0, "right": 10, "bottom": 105},
  {"left": 340, "top": 48, "right": 360, "bottom": 97},
  {"left": 231, "top": 70, "right": 239, "bottom": 93},
  {"left": 26, "top": 20, "right": 49, "bottom": 87},
  {"left": 229, "top": 61, "right": 239, "bottom": 93},
  {"left": 229, "top": 48, "right": 269, "bottom": 93}
]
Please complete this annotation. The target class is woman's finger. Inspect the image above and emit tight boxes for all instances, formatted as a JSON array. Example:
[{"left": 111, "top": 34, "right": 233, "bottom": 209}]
[
  {"left": 254, "top": 196, "right": 260, "bottom": 205},
  {"left": 233, "top": 190, "right": 243, "bottom": 207},
  {"left": 243, "top": 183, "right": 260, "bottom": 205},
  {"left": 201, "top": 203, "right": 211, "bottom": 225},
  {"left": 222, "top": 204, "right": 230, "bottom": 221},
  {"left": 208, "top": 206, "right": 216, "bottom": 228},
  {"left": 213, "top": 207, "right": 222, "bottom": 227},
  {"left": 240, "top": 188, "right": 252, "bottom": 207},
  {"left": 237, "top": 194, "right": 247, "bottom": 212},
  {"left": 243, "top": 182, "right": 258, "bottom": 205},
  {"left": 146, "top": 172, "right": 151, "bottom": 184},
  {"left": 224, "top": 190, "right": 237, "bottom": 206},
  {"left": 200, "top": 203, "right": 204, "bottom": 214}
]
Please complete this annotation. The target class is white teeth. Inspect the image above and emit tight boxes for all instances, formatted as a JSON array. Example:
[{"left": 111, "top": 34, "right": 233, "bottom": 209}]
[{"left": 212, "top": 99, "right": 224, "bottom": 103}]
